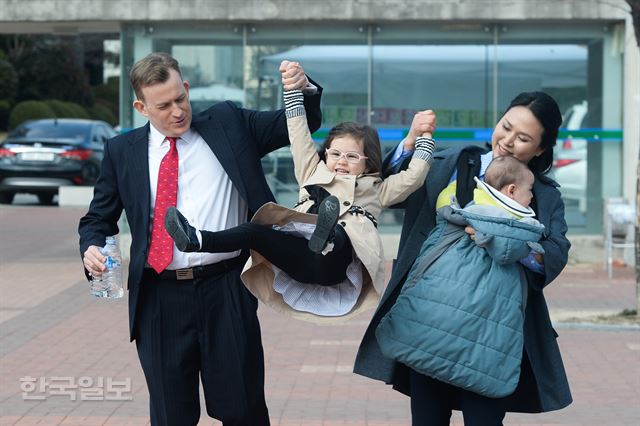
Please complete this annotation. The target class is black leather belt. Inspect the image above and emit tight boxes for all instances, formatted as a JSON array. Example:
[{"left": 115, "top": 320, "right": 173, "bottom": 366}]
[{"left": 145, "top": 256, "right": 245, "bottom": 281}]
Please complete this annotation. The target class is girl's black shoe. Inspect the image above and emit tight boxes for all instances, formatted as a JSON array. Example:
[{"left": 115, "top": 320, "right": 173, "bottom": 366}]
[
  {"left": 309, "top": 195, "right": 340, "bottom": 254},
  {"left": 164, "top": 207, "right": 200, "bottom": 252}
]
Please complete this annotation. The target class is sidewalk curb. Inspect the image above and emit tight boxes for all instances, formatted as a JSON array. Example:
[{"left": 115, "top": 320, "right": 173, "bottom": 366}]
[{"left": 553, "top": 321, "right": 640, "bottom": 331}]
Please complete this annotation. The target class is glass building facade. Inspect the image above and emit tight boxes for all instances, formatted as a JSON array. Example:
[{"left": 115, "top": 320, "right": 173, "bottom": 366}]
[{"left": 120, "top": 21, "right": 625, "bottom": 234}]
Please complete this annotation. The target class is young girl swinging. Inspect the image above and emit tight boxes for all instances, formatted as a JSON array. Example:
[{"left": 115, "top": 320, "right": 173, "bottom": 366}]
[{"left": 165, "top": 62, "right": 436, "bottom": 320}]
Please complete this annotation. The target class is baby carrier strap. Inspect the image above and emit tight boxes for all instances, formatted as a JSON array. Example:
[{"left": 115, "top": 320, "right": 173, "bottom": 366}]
[
  {"left": 455, "top": 149, "right": 482, "bottom": 208},
  {"left": 404, "top": 208, "right": 468, "bottom": 289}
]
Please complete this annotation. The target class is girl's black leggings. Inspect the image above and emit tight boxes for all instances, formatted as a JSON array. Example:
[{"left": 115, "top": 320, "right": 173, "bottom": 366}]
[{"left": 200, "top": 223, "right": 353, "bottom": 286}]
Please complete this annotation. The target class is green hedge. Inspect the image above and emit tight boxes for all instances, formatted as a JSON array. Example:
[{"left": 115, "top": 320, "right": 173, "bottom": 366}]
[
  {"left": 45, "top": 99, "right": 76, "bottom": 118},
  {"left": 65, "top": 102, "right": 90, "bottom": 119},
  {"left": 94, "top": 98, "right": 118, "bottom": 117},
  {"left": 93, "top": 77, "right": 119, "bottom": 121},
  {"left": 0, "top": 60, "right": 17, "bottom": 101},
  {"left": 9, "top": 99, "right": 114, "bottom": 131},
  {"left": 93, "top": 76, "right": 119, "bottom": 101},
  {"left": 0, "top": 99, "right": 10, "bottom": 131},
  {"left": 9, "top": 101, "right": 56, "bottom": 130},
  {"left": 88, "top": 104, "right": 117, "bottom": 126},
  {"left": 45, "top": 99, "right": 91, "bottom": 119}
]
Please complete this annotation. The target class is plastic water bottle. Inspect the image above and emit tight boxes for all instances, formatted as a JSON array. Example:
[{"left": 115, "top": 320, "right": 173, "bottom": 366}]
[{"left": 90, "top": 236, "right": 124, "bottom": 298}]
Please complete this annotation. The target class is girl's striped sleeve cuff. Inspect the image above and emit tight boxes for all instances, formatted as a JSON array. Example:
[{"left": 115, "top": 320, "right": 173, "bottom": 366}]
[
  {"left": 284, "top": 90, "right": 305, "bottom": 118},
  {"left": 413, "top": 136, "right": 435, "bottom": 163}
]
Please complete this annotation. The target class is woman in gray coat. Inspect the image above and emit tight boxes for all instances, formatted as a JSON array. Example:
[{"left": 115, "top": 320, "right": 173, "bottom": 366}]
[{"left": 354, "top": 92, "right": 572, "bottom": 425}]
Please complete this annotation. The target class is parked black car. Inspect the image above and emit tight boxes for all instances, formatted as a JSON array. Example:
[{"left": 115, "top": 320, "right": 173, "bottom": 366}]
[{"left": 0, "top": 119, "right": 118, "bottom": 204}]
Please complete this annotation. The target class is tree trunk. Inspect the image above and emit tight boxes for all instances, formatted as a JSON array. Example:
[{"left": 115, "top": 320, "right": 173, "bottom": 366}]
[
  {"left": 626, "top": 0, "right": 640, "bottom": 314},
  {"left": 636, "top": 146, "right": 639, "bottom": 313}
]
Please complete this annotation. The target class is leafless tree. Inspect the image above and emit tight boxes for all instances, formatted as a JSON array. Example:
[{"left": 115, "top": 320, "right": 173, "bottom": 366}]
[{"left": 626, "top": 0, "right": 640, "bottom": 314}]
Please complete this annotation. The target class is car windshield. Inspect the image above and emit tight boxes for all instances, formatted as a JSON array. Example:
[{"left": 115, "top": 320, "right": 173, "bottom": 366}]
[{"left": 9, "top": 121, "right": 91, "bottom": 141}]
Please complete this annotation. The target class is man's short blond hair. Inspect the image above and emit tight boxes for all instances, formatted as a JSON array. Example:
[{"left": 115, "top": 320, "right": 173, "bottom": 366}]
[{"left": 129, "top": 52, "right": 182, "bottom": 101}]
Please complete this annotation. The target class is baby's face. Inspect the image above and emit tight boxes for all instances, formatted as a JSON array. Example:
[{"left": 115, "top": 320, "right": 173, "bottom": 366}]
[{"left": 505, "top": 171, "right": 535, "bottom": 207}]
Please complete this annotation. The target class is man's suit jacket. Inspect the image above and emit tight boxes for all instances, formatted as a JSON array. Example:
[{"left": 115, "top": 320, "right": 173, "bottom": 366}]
[{"left": 79, "top": 91, "right": 322, "bottom": 341}]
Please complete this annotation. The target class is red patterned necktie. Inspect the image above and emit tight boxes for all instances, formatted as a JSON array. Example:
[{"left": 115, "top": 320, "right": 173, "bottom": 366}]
[{"left": 148, "top": 136, "right": 179, "bottom": 273}]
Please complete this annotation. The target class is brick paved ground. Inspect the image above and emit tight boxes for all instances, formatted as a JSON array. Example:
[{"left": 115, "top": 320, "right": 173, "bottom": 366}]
[{"left": 1, "top": 203, "right": 638, "bottom": 425}]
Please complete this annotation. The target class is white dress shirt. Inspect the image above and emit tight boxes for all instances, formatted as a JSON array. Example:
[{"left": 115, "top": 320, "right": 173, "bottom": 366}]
[{"left": 148, "top": 123, "right": 247, "bottom": 269}]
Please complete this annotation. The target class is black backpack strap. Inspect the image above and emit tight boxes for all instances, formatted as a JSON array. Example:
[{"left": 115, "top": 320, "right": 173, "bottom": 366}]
[{"left": 455, "top": 149, "right": 482, "bottom": 207}]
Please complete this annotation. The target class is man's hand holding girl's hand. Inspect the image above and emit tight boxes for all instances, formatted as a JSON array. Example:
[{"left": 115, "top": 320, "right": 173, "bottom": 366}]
[
  {"left": 279, "top": 60, "right": 309, "bottom": 91},
  {"left": 404, "top": 109, "right": 437, "bottom": 151}
]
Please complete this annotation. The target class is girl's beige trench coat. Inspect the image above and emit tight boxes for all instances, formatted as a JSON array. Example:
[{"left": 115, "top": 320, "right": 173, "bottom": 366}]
[{"left": 240, "top": 113, "right": 431, "bottom": 323}]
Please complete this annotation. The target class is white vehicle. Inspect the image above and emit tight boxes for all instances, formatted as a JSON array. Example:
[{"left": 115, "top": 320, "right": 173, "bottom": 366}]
[
  {"left": 550, "top": 101, "right": 587, "bottom": 213},
  {"left": 188, "top": 83, "right": 245, "bottom": 114}
]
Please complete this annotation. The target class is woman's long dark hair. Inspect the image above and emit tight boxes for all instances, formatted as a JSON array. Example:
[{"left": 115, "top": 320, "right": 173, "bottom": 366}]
[
  {"left": 318, "top": 122, "right": 383, "bottom": 174},
  {"left": 503, "top": 91, "right": 562, "bottom": 174}
]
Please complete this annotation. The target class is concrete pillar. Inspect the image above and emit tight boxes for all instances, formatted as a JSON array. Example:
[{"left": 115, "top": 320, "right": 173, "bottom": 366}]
[{"left": 623, "top": 14, "right": 640, "bottom": 205}]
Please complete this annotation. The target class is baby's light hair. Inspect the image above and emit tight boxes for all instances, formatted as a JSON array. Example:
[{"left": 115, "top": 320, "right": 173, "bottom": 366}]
[{"left": 484, "top": 156, "right": 533, "bottom": 191}]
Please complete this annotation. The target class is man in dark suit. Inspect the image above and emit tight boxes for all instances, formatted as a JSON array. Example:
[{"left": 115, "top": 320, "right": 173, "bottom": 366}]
[{"left": 79, "top": 52, "right": 322, "bottom": 425}]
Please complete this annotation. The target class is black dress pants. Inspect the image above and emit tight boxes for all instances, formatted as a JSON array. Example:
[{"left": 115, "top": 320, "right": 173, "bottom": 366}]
[
  {"left": 135, "top": 266, "right": 270, "bottom": 426},
  {"left": 201, "top": 222, "right": 353, "bottom": 286},
  {"left": 409, "top": 369, "right": 506, "bottom": 426}
]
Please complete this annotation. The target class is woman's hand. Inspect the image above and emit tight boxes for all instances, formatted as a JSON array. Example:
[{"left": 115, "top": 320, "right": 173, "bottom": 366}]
[
  {"left": 404, "top": 110, "right": 436, "bottom": 151},
  {"left": 280, "top": 60, "right": 309, "bottom": 91}
]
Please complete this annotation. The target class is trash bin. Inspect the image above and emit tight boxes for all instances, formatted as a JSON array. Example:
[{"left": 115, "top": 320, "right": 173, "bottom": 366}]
[{"left": 603, "top": 198, "right": 636, "bottom": 278}]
